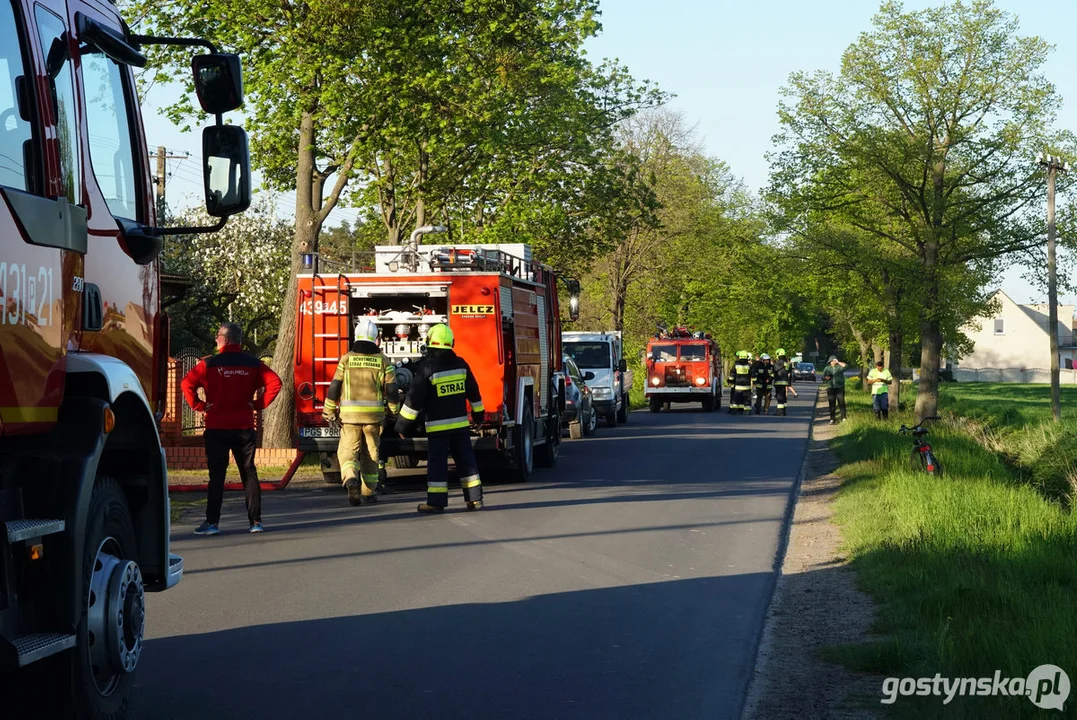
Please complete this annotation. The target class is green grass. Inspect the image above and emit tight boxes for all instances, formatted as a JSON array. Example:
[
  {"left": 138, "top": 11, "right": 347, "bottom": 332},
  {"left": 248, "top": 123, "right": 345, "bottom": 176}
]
[
  {"left": 168, "top": 497, "right": 206, "bottom": 523},
  {"left": 824, "top": 385, "right": 1077, "bottom": 718}
]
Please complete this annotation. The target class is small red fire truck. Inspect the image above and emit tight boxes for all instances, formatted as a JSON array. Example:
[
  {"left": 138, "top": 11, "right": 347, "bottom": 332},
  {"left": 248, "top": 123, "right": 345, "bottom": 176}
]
[
  {"left": 293, "top": 233, "right": 577, "bottom": 483},
  {"left": 644, "top": 327, "right": 722, "bottom": 412}
]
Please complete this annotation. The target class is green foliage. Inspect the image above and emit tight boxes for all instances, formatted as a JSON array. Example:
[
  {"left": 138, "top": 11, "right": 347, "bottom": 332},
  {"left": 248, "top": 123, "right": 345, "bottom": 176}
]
[
  {"left": 825, "top": 385, "right": 1077, "bottom": 718},
  {"left": 769, "top": 0, "right": 1074, "bottom": 418},
  {"left": 161, "top": 199, "right": 292, "bottom": 356}
]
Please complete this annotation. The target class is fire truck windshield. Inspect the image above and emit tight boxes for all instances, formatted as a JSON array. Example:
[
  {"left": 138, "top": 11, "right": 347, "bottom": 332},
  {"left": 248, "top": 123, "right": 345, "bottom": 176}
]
[
  {"left": 82, "top": 51, "right": 139, "bottom": 220},
  {"left": 649, "top": 344, "right": 677, "bottom": 362},
  {"left": 564, "top": 342, "right": 611, "bottom": 369},
  {"left": 679, "top": 345, "right": 708, "bottom": 361}
]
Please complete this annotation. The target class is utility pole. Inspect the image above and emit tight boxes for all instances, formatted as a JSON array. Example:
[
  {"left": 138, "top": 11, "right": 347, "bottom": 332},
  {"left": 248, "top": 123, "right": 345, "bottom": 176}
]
[
  {"left": 1037, "top": 152, "right": 1070, "bottom": 422},
  {"left": 152, "top": 146, "right": 192, "bottom": 223}
]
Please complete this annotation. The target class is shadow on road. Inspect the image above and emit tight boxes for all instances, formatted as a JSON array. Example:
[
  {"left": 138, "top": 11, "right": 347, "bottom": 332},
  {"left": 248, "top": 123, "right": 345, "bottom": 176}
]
[{"left": 137, "top": 574, "right": 773, "bottom": 720}]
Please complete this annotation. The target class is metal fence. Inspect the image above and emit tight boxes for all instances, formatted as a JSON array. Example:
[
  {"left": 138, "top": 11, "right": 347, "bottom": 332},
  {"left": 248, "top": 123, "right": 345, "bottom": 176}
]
[
  {"left": 947, "top": 367, "right": 1077, "bottom": 384},
  {"left": 173, "top": 347, "right": 206, "bottom": 433}
]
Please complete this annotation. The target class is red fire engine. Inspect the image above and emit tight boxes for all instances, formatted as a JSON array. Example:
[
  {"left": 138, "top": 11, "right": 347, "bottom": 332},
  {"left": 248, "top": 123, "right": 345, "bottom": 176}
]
[
  {"left": 294, "top": 231, "right": 577, "bottom": 483},
  {"left": 644, "top": 327, "right": 723, "bottom": 412},
  {"left": 0, "top": 1, "right": 250, "bottom": 714}
]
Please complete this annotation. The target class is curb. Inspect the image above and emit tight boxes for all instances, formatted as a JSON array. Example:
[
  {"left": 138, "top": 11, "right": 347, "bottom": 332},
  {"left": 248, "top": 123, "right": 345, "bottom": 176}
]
[{"left": 738, "top": 385, "right": 825, "bottom": 720}]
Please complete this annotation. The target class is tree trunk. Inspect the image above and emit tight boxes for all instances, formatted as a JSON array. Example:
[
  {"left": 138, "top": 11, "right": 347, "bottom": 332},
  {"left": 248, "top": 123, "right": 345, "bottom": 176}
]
[
  {"left": 916, "top": 162, "right": 946, "bottom": 421},
  {"left": 849, "top": 322, "right": 871, "bottom": 391},
  {"left": 260, "top": 111, "right": 325, "bottom": 449},
  {"left": 415, "top": 143, "right": 428, "bottom": 229},
  {"left": 887, "top": 327, "right": 902, "bottom": 412},
  {"left": 612, "top": 279, "right": 628, "bottom": 333}
]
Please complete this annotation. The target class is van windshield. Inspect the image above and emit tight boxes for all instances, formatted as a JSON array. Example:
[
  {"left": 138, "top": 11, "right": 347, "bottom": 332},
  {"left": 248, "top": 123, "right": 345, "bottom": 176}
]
[{"left": 564, "top": 342, "right": 610, "bottom": 369}]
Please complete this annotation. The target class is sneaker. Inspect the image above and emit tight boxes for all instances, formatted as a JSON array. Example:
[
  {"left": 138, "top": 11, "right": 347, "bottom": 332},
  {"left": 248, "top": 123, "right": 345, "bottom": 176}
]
[
  {"left": 829, "top": 420, "right": 837, "bottom": 425},
  {"left": 194, "top": 522, "right": 219, "bottom": 536},
  {"left": 249, "top": 522, "right": 264, "bottom": 533},
  {"left": 466, "top": 500, "right": 484, "bottom": 511},
  {"left": 417, "top": 503, "right": 444, "bottom": 514},
  {"left": 345, "top": 478, "right": 362, "bottom": 507}
]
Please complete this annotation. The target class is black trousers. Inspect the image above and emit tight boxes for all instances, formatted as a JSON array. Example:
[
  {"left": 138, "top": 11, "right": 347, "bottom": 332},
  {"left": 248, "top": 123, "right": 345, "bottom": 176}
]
[
  {"left": 426, "top": 429, "right": 482, "bottom": 508},
  {"left": 774, "top": 385, "right": 788, "bottom": 412},
  {"left": 826, "top": 387, "right": 847, "bottom": 421},
  {"left": 204, "top": 428, "right": 261, "bottom": 525}
]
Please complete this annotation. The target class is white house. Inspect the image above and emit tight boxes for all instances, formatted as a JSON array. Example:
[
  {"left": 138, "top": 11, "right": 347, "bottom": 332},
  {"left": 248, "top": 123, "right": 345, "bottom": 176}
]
[{"left": 957, "top": 290, "right": 1077, "bottom": 370}]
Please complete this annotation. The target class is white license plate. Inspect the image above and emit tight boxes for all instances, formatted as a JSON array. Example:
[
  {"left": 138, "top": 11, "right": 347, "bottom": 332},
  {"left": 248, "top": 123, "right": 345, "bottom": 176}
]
[{"left": 300, "top": 426, "right": 339, "bottom": 438}]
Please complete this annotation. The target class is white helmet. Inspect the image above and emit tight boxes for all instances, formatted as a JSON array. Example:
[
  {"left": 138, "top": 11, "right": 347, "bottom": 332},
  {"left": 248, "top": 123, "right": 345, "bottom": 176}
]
[
  {"left": 354, "top": 318, "right": 379, "bottom": 343},
  {"left": 761, "top": 353, "right": 771, "bottom": 360}
]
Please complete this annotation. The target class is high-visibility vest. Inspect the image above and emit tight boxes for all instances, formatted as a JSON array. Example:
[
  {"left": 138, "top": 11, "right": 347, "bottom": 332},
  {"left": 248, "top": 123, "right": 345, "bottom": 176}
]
[{"left": 324, "top": 350, "right": 397, "bottom": 423}]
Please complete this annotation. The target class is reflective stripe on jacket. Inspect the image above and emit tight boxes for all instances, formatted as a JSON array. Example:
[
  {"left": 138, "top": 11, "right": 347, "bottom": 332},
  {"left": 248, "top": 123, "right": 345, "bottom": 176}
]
[
  {"left": 395, "top": 349, "right": 484, "bottom": 434},
  {"left": 323, "top": 342, "right": 398, "bottom": 424}
]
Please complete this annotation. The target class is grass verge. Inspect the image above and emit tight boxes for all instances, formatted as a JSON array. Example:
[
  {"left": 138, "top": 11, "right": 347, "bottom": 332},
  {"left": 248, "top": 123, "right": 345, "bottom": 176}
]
[
  {"left": 822, "top": 385, "right": 1077, "bottom": 718},
  {"left": 169, "top": 497, "right": 206, "bottom": 523}
]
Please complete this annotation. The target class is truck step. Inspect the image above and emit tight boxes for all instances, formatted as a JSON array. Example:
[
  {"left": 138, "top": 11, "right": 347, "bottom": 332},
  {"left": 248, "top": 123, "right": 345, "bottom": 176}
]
[
  {"left": 12, "top": 632, "right": 76, "bottom": 667},
  {"left": 6, "top": 519, "right": 65, "bottom": 543}
]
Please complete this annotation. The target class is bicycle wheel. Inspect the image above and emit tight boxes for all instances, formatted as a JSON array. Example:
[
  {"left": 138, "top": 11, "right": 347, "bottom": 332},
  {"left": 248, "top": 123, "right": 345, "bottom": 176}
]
[
  {"left": 924, "top": 451, "right": 942, "bottom": 477},
  {"left": 909, "top": 447, "right": 927, "bottom": 472}
]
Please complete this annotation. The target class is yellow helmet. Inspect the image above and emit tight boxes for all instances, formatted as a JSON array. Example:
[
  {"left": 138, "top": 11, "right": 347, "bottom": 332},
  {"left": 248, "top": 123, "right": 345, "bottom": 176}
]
[
  {"left": 775, "top": 348, "right": 787, "bottom": 357},
  {"left": 427, "top": 323, "right": 454, "bottom": 349}
]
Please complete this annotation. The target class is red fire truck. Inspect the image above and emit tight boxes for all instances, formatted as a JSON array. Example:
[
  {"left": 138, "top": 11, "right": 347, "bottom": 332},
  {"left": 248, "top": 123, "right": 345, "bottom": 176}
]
[
  {"left": 0, "top": 1, "right": 250, "bottom": 714},
  {"left": 294, "top": 233, "right": 576, "bottom": 483},
  {"left": 644, "top": 327, "right": 722, "bottom": 412}
]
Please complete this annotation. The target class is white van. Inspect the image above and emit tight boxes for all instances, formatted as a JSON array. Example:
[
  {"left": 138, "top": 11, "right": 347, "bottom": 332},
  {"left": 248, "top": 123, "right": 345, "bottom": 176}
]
[{"left": 562, "top": 331, "right": 634, "bottom": 426}]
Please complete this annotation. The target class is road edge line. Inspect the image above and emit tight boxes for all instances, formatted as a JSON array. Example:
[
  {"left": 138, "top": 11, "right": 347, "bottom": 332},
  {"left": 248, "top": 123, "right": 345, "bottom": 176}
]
[{"left": 737, "top": 384, "right": 822, "bottom": 720}]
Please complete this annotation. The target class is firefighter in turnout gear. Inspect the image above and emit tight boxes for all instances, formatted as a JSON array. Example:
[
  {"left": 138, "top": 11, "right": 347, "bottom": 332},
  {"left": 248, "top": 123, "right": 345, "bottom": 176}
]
[
  {"left": 727, "top": 351, "right": 753, "bottom": 415},
  {"left": 771, "top": 349, "right": 798, "bottom": 416},
  {"left": 323, "top": 318, "right": 399, "bottom": 507},
  {"left": 751, "top": 354, "right": 770, "bottom": 415},
  {"left": 395, "top": 324, "right": 486, "bottom": 513}
]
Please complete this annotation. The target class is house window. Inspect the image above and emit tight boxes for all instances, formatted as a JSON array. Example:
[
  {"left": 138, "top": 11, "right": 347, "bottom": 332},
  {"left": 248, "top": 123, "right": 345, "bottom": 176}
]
[{"left": 994, "top": 318, "right": 1005, "bottom": 335}]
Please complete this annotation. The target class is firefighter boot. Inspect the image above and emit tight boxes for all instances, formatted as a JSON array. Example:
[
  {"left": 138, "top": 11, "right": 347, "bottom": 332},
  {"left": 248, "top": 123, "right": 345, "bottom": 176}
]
[
  {"left": 417, "top": 503, "right": 444, "bottom": 514},
  {"left": 345, "top": 478, "right": 362, "bottom": 507},
  {"left": 467, "top": 500, "right": 484, "bottom": 511}
]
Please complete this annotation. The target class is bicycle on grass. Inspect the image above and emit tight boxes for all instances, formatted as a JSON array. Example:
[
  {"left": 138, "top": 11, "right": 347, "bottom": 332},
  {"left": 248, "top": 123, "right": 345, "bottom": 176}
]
[{"left": 899, "top": 416, "right": 942, "bottom": 477}]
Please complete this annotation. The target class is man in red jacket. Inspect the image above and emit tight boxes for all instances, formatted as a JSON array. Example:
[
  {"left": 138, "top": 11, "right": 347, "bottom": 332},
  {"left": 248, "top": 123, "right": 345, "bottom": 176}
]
[{"left": 181, "top": 322, "right": 282, "bottom": 535}]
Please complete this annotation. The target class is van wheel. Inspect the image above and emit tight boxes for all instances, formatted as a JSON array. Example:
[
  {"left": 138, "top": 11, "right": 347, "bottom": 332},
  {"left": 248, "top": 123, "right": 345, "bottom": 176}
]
[
  {"left": 617, "top": 395, "right": 629, "bottom": 423},
  {"left": 75, "top": 479, "right": 140, "bottom": 720}
]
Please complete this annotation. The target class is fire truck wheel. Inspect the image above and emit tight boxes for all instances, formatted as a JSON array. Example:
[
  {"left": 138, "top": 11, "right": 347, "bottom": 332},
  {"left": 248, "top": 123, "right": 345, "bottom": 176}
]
[
  {"left": 511, "top": 412, "right": 534, "bottom": 482},
  {"left": 536, "top": 414, "right": 560, "bottom": 468},
  {"left": 568, "top": 420, "right": 584, "bottom": 440},
  {"left": 702, "top": 396, "right": 715, "bottom": 412},
  {"left": 617, "top": 394, "right": 629, "bottom": 423},
  {"left": 649, "top": 397, "right": 662, "bottom": 413},
  {"left": 320, "top": 453, "right": 342, "bottom": 485},
  {"left": 391, "top": 455, "right": 418, "bottom": 469},
  {"left": 75, "top": 478, "right": 140, "bottom": 720}
]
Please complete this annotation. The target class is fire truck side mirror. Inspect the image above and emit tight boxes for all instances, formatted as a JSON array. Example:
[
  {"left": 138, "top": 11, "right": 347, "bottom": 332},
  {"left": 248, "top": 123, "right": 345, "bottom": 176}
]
[
  {"left": 202, "top": 125, "right": 251, "bottom": 218},
  {"left": 192, "top": 54, "right": 244, "bottom": 114}
]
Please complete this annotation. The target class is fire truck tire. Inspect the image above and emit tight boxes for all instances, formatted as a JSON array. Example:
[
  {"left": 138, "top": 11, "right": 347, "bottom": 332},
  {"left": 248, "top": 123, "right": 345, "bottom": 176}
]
[
  {"left": 75, "top": 478, "right": 140, "bottom": 720},
  {"left": 617, "top": 394, "right": 629, "bottom": 423},
  {"left": 320, "top": 453, "right": 342, "bottom": 485},
  {"left": 510, "top": 412, "right": 535, "bottom": 482},
  {"left": 702, "top": 396, "right": 715, "bottom": 412},
  {"left": 649, "top": 397, "right": 662, "bottom": 413},
  {"left": 568, "top": 420, "right": 584, "bottom": 440},
  {"left": 391, "top": 455, "right": 418, "bottom": 469},
  {"left": 536, "top": 415, "right": 560, "bottom": 467}
]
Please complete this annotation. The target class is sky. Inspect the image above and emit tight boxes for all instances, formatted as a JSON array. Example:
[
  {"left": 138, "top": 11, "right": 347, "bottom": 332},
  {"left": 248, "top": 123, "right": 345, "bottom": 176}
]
[{"left": 141, "top": 0, "right": 1077, "bottom": 305}]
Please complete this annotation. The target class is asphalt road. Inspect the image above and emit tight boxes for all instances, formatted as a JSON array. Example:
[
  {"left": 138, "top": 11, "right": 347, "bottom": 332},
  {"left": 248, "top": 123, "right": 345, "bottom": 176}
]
[{"left": 137, "top": 392, "right": 814, "bottom": 720}]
